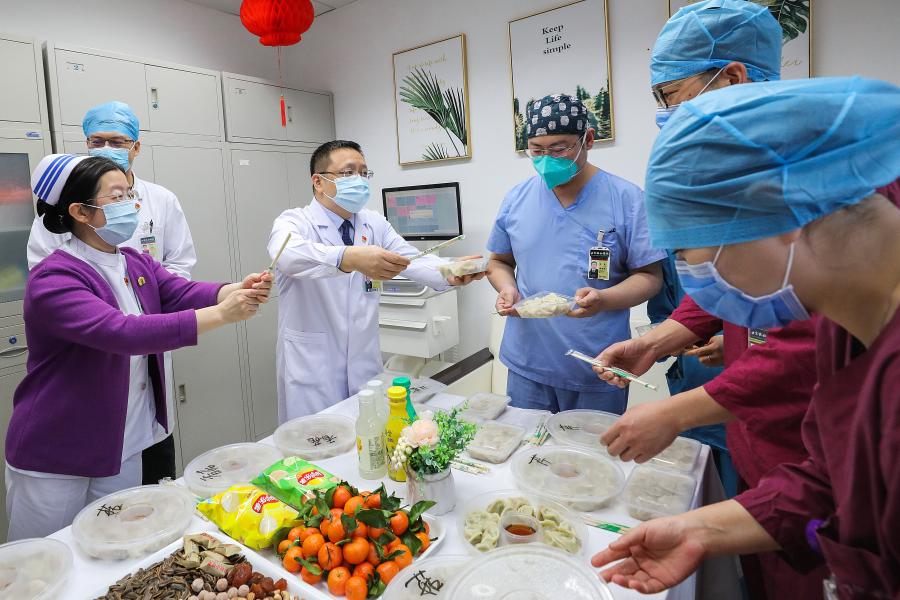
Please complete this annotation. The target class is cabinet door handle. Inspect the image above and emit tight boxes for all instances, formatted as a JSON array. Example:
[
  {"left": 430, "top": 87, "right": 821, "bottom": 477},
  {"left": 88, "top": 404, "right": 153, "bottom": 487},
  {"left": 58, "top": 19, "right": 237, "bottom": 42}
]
[
  {"left": 0, "top": 346, "right": 27, "bottom": 358},
  {"left": 150, "top": 86, "right": 159, "bottom": 109},
  {"left": 286, "top": 105, "right": 293, "bottom": 123},
  {"left": 177, "top": 383, "right": 187, "bottom": 404}
]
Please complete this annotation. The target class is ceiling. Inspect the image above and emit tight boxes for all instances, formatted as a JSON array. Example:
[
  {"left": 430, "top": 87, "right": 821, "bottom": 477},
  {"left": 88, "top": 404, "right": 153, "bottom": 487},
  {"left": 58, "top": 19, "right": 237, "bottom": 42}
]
[{"left": 184, "top": 0, "right": 358, "bottom": 18}]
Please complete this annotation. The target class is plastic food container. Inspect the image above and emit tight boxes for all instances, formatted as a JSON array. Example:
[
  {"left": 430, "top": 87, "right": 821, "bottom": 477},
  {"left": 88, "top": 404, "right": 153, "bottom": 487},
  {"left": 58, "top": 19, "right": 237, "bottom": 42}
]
[
  {"left": 546, "top": 409, "right": 619, "bottom": 454},
  {"left": 72, "top": 485, "right": 194, "bottom": 560},
  {"left": 437, "top": 257, "right": 489, "bottom": 279},
  {"left": 0, "top": 538, "right": 72, "bottom": 598},
  {"left": 511, "top": 291, "right": 575, "bottom": 318},
  {"left": 650, "top": 436, "right": 702, "bottom": 472},
  {"left": 466, "top": 422, "right": 525, "bottom": 464},
  {"left": 455, "top": 392, "right": 510, "bottom": 421},
  {"left": 273, "top": 413, "right": 356, "bottom": 460},
  {"left": 382, "top": 554, "right": 471, "bottom": 600},
  {"left": 510, "top": 446, "right": 625, "bottom": 512},
  {"left": 624, "top": 465, "right": 697, "bottom": 521},
  {"left": 183, "top": 442, "right": 283, "bottom": 498},
  {"left": 458, "top": 489, "right": 588, "bottom": 556},
  {"left": 445, "top": 545, "right": 614, "bottom": 600}
]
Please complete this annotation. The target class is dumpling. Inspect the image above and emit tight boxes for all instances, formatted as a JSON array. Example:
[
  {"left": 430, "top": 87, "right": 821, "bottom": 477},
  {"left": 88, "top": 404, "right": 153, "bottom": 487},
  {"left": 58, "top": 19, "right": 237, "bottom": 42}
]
[
  {"left": 475, "top": 522, "right": 500, "bottom": 552},
  {"left": 544, "top": 527, "right": 581, "bottom": 554}
]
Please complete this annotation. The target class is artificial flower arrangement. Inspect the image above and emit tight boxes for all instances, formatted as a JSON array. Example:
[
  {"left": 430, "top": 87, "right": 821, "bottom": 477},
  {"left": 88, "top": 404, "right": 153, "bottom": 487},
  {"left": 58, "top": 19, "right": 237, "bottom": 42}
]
[{"left": 389, "top": 406, "right": 477, "bottom": 477}]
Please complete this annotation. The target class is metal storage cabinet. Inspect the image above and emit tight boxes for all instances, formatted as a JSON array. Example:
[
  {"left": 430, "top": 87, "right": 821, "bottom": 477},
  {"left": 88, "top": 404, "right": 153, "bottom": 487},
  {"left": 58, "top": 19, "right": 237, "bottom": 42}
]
[
  {"left": 145, "top": 66, "right": 221, "bottom": 137},
  {"left": 151, "top": 144, "right": 249, "bottom": 464},
  {"left": 45, "top": 43, "right": 225, "bottom": 140},
  {"left": 222, "top": 72, "right": 335, "bottom": 145},
  {"left": 0, "top": 37, "right": 43, "bottom": 125}
]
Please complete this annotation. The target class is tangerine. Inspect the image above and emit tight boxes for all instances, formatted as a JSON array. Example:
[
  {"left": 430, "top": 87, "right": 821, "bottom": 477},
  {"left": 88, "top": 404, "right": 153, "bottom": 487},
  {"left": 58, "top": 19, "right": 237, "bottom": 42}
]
[{"left": 327, "top": 566, "right": 351, "bottom": 596}]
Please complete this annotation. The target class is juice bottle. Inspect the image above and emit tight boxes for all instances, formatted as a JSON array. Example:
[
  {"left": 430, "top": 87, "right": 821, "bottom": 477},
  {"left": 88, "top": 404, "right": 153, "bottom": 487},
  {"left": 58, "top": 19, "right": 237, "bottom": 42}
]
[
  {"left": 356, "top": 389, "right": 387, "bottom": 480},
  {"left": 392, "top": 376, "right": 416, "bottom": 420},
  {"left": 385, "top": 386, "right": 409, "bottom": 482},
  {"left": 366, "top": 379, "right": 388, "bottom": 427}
]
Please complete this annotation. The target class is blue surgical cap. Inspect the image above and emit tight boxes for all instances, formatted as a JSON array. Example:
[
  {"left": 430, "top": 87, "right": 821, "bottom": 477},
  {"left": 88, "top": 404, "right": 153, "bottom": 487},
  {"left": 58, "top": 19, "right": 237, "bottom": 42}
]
[
  {"left": 83, "top": 101, "right": 140, "bottom": 141},
  {"left": 650, "top": 0, "right": 782, "bottom": 86},
  {"left": 645, "top": 76, "right": 900, "bottom": 249}
]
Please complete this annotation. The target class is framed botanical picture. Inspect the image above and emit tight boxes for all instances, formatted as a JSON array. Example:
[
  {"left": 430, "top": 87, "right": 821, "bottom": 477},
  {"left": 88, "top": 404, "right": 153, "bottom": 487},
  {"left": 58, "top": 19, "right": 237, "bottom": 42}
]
[
  {"left": 668, "top": 0, "right": 812, "bottom": 79},
  {"left": 392, "top": 34, "right": 472, "bottom": 166},
  {"left": 508, "top": 0, "right": 614, "bottom": 152}
]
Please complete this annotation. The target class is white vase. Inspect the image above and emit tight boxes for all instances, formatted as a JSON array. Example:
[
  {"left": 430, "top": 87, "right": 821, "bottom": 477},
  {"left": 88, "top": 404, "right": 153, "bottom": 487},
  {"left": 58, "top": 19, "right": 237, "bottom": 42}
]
[{"left": 406, "top": 465, "right": 456, "bottom": 515}]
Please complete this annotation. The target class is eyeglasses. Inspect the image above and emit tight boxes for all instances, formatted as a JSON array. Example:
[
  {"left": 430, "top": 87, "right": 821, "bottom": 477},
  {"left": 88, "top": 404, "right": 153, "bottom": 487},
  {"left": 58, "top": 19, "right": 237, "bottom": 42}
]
[
  {"left": 82, "top": 190, "right": 140, "bottom": 206},
  {"left": 525, "top": 134, "right": 586, "bottom": 158},
  {"left": 651, "top": 68, "right": 723, "bottom": 109},
  {"left": 87, "top": 137, "right": 136, "bottom": 150},
  {"left": 318, "top": 169, "right": 375, "bottom": 180}
]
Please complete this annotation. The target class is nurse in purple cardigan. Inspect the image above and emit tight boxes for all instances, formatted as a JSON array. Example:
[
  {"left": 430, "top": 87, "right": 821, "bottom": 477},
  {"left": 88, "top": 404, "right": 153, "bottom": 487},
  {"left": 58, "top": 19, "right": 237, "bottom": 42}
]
[{"left": 5, "top": 154, "right": 272, "bottom": 541}]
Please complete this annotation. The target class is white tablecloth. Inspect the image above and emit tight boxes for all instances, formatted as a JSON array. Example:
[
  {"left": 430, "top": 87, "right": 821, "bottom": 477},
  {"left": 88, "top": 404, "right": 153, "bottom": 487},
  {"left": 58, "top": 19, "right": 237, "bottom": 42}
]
[{"left": 50, "top": 393, "right": 740, "bottom": 599}]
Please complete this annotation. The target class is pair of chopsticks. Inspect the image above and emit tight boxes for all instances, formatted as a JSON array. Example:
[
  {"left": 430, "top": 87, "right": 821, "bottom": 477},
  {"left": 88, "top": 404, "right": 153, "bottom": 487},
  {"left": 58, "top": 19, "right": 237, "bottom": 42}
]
[
  {"left": 582, "top": 515, "right": 630, "bottom": 535},
  {"left": 528, "top": 417, "right": 550, "bottom": 447},
  {"left": 267, "top": 233, "right": 292, "bottom": 272},
  {"left": 411, "top": 234, "right": 465, "bottom": 260},
  {"left": 451, "top": 457, "right": 490, "bottom": 474},
  {"left": 565, "top": 350, "right": 659, "bottom": 391}
]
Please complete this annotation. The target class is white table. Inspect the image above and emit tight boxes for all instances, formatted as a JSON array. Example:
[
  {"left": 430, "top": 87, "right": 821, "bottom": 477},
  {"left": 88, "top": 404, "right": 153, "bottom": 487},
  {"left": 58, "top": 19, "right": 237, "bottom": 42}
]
[{"left": 51, "top": 393, "right": 740, "bottom": 599}]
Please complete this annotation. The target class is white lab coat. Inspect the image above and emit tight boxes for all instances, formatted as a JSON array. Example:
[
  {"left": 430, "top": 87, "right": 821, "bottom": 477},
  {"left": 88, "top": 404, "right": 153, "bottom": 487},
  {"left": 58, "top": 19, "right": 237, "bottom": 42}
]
[
  {"left": 26, "top": 173, "right": 196, "bottom": 443},
  {"left": 270, "top": 199, "right": 449, "bottom": 422}
]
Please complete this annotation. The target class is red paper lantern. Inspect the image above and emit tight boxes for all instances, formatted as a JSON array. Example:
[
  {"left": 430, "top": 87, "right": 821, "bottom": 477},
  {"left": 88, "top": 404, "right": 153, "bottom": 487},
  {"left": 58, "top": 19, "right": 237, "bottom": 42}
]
[{"left": 240, "top": 0, "right": 315, "bottom": 47}]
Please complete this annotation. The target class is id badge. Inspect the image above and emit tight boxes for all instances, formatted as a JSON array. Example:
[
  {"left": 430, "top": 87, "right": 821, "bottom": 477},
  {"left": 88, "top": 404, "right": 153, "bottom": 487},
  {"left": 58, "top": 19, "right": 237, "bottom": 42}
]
[
  {"left": 748, "top": 328, "right": 768, "bottom": 346},
  {"left": 365, "top": 278, "right": 382, "bottom": 293},
  {"left": 588, "top": 247, "right": 610, "bottom": 281},
  {"left": 140, "top": 235, "right": 159, "bottom": 259}
]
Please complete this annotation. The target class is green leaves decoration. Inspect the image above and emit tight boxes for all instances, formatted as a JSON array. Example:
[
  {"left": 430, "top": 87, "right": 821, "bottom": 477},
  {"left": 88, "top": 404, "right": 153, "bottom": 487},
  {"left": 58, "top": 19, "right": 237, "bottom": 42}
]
[
  {"left": 399, "top": 67, "right": 468, "bottom": 160},
  {"left": 757, "top": 0, "right": 810, "bottom": 43}
]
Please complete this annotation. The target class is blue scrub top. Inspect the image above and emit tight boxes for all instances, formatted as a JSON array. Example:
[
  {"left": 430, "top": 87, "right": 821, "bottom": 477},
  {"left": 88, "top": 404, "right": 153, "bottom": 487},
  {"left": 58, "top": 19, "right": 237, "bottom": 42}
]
[{"left": 488, "top": 171, "right": 666, "bottom": 391}]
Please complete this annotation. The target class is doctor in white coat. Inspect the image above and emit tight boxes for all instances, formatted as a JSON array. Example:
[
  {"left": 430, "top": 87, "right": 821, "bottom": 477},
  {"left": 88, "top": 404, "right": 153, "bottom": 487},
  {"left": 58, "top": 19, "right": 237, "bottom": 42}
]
[
  {"left": 270, "top": 140, "right": 483, "bottom": 422},
  {"left": 25, "top": 101, "right": 196, "bottom": 485}
]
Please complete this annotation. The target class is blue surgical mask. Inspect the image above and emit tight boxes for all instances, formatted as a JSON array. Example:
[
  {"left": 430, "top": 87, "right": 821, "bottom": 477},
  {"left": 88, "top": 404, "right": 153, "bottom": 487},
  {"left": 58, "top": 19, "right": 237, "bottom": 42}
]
[
  {"left": 655, "top": 106, "right": 678, "bottom": 129},
  {"left": 675, "top": 242, "right": 810, "bottom": 329},
  {"left": 89, "top": 147, "right": 131, "bottom": 172},
  {"left": 84, "top": 199, "right": 141, "bottom": 246},
  {"left": 531, "top": 134, "right": 587, "bottom": 189},
  {"left": 323, "top": 175, "right": 370, "bottom": 213}
]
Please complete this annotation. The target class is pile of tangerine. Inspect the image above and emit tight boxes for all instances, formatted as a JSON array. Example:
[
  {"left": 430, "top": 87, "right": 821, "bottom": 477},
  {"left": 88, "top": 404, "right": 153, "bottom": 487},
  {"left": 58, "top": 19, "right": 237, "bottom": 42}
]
[{"left": 277, "top": 483, "right": 434, "bottom": 599}]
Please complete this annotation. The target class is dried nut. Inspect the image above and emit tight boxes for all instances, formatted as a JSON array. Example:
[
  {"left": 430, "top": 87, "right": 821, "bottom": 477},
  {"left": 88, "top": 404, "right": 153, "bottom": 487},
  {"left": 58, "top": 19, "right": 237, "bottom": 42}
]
[
  {"left": 238, "top": 584, "right": 250, "bottom": 596},
  {"left": 188, "top": 596, "right": 199, "bottom": 600},
  {"left": 217, "top": 578, "right": 229, "bottom": 592},
  {"left": 247, "top": 593, "right": 256, "bottom": 600},
  {"left": 274, "top": 578, "right": 287, "bottom": 591},
  {"left": 217, "top": 593, "right": 229, "bottom": 600},
  {"left": 193, "top": 578, "right": 206, "bottom": 593},
  {"left": 260, "top": 577, "right": 275, "bottom": 594}
]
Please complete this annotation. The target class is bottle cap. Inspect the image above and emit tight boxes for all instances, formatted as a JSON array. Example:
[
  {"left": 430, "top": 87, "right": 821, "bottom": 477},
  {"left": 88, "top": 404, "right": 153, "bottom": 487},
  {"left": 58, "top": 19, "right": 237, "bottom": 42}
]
[
  {"left": 387, "top": 386, "right": 407, "bottom": 403},
  {"left": 392, "top": 376, "right": 411, "bottom": 389}
]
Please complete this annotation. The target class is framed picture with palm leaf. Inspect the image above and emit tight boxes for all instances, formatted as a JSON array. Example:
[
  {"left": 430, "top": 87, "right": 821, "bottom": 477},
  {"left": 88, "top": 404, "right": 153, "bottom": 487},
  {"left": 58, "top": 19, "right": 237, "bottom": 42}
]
[
  {"left": 508, "top": 0, "right": 614, "bottom": 152},
  {"left": 668, "top": 0, "right": 811, "bottom": 80},
  {"left": 392, "top": 34, "right": 472, "bottom": 166}
]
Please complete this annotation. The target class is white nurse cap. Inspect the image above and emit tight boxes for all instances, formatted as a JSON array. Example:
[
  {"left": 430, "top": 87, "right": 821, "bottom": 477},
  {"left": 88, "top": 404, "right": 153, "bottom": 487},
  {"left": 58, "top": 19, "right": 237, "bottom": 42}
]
[{"left": 30, "top": 153, "right": 90, "bottom": 206}]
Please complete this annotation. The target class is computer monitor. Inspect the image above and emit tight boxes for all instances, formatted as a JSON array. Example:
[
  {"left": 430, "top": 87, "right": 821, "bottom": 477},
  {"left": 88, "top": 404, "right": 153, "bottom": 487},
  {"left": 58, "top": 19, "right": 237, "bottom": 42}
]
[{"left": 381, "top": 182, "right": 462, "bottom": 241}]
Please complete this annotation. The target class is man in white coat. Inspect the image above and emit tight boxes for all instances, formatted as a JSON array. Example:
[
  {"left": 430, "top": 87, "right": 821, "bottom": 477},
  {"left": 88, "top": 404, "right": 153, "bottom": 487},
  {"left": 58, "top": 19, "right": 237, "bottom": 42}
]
[
  {"left": 25, "top": 101, "right": 196, "bottom": 484},
  {"left": 269, "top": 140, "right": 483, "bottom": 422}
]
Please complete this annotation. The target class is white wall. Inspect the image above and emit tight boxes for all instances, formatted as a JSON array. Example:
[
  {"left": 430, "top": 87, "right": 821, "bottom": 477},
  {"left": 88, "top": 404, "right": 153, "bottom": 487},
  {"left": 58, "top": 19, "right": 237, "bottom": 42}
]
[
  {"left": 286, "top": 0, "right": 900, "bottom": 360},
  {"left": 0, "top": 0, "right": 283, "bottom": 79}
]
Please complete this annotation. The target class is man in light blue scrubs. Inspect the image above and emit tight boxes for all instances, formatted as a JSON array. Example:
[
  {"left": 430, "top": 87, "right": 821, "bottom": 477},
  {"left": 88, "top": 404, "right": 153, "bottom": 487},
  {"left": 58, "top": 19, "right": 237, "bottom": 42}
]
[{"left": 487, "top": 94, "right": 665, "bottom": 414}]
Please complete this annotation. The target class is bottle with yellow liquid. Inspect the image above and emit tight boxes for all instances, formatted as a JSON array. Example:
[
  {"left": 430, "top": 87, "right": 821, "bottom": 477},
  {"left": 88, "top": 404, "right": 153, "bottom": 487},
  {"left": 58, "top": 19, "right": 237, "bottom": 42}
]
[{"left": 384, "top": 386, "right": 409, "bottom": 482}]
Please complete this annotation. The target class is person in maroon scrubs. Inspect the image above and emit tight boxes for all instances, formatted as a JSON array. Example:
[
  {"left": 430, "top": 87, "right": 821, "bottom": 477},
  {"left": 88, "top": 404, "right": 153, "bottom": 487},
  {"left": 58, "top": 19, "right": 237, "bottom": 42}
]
[{"left": 591, "top": 77, "right": 900, "bottom": 599}]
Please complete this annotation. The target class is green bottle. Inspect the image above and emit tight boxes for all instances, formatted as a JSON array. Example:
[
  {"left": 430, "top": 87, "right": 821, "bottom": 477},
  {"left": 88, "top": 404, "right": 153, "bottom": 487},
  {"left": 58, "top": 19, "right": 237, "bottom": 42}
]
[{"left": 392, "top": 376, "right": 416, "bottom": 420}]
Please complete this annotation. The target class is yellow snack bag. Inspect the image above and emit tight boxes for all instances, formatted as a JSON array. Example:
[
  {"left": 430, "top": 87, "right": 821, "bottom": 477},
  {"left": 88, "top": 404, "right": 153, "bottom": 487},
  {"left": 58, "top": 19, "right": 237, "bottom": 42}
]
[{"left": 197, "top": 484, "right": 301, "bottom": 549}]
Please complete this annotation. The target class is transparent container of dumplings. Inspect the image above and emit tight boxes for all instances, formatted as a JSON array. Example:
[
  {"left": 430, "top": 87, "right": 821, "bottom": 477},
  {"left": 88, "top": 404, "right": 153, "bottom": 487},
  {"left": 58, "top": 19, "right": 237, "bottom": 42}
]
[
  {"left": 458, "top": 489, "right": 588, "bottom": 556},
  {"left": 546, "top": 409, "right": 619, "bottom": 455},
  {"left": 466, "top": 422, "right": 525, "bottom": 464},
  {"left": 624, "top": 465, "right": 697, "bottom": 521},
  {"left": 184, "top": 442, "right": 283, "bottom": 499},
  {"left": 382, "top": 554, "right": 471, "bottom": 600},
  {"left": 649, "top": 435, "right": 702, "bottom": 473},
  {"left": 72, "top": 484, "right": 194, "bottom": 560},
  {"left": 454, "top": 392, "right": 510, "bottom": 421},
  {"left": 445, "top": 545, "right": 614, "bottom": 600},
  {"left": 0, "top": 538, "right": 73, "bottom": 598},
  {"left": 510, "top": 446, "right": 625, "bottom": 512},
  {"left": 437, "top": 257, "right": 489, "bottom": 279},
  {"left": 273, "top": 413, "right": 356, "bottom": 460},
  {"left": 510, "top": 291, "right": 575, "bottom": 318}
]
